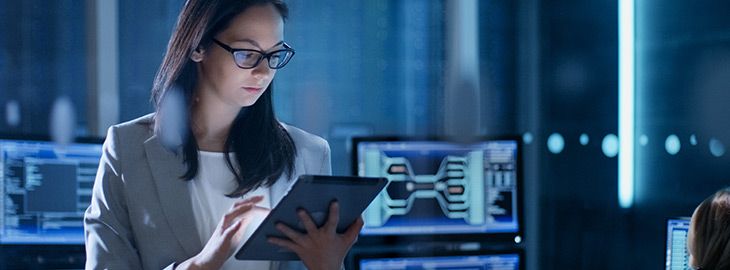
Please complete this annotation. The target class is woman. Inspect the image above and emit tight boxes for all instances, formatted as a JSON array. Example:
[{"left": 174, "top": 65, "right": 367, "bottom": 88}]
[
  {"left": 687, "top": 187, "right": 730, "bottom": 270},
  {"left": 84, "top": 0, "right": 362, "bottom": 269}
]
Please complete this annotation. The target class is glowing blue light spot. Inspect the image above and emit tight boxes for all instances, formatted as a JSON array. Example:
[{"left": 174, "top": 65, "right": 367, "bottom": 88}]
[
  {"left": 580, "top": 134, "right": 589, "bottom": 145},
  {"left": 547, "top": 133, "right": 565, "bottom": 154},
  {"left": 665, "top": 135, "right": 681, "bottom": 155},
  {"left": 602, "top": 134, "right": 619, "bottom": 158},
  {"left": 690, "top": 134, "right": 698, "bottom": 146},
  {"left": 50, "top": 96, "right": 76, "bottom": 146},
  {"left": 710, "top": 138, "right": 725, "bottom": 157},
  {"left": 5, "top": 100, "right": 20, "bottom": 127},
  {"left": 639, "top": 134, "right": 648, "bottom": 146},
  {"left": 523, "top": 132, "right": 533, "bottom": 145}
]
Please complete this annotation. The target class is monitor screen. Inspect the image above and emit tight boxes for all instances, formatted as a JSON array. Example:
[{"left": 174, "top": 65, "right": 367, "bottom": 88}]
[
  {"left": 353, "top": 138, "right": 521, "bottom": 238},
  {"left": 359, "top": 253, "right": 521, "bottom": 270},
  {"left": 0, "top": 138, "right": 102, "bottom": 244},
  {"left": 665, "top": 218, "right": 691, "bottom": 270}
]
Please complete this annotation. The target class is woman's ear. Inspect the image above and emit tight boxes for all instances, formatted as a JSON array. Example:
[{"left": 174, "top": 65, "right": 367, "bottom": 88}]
[{"left": 190, "top": 47, "right": 205, "bottom": 62}]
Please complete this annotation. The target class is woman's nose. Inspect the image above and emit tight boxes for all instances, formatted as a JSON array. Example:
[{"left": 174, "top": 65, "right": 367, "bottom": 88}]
[{"left": 251, "top": 59, "right": 273, "bottom": 80}]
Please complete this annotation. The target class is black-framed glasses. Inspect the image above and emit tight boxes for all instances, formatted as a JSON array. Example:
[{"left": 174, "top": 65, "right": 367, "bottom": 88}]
[{"left": 212, "top": 38, "right": 295, "bottom": 69}]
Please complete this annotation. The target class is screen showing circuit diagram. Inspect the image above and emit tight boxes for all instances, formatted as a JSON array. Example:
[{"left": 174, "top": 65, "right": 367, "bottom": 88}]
[{"left": 357, "top": 140, "right": 519, "bottom": 235}]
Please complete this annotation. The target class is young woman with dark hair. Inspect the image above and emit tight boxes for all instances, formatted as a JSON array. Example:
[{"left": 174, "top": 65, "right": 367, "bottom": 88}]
[
  {"left": 688, "top": 187, "right": 730, "bottom": 270},
  {"left": 84, "top": 0, "right": 362, "bottom": 269}
]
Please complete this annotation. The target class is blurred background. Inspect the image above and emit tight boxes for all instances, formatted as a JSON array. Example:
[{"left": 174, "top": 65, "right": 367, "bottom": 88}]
[{"left": 1, "top": 0, "right": 730, "bottom": 269}]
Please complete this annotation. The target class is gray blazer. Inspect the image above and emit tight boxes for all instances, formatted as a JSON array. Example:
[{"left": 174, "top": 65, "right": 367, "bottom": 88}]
[{"left": 84, "top": 114, "right": 330, "bottom": 270}]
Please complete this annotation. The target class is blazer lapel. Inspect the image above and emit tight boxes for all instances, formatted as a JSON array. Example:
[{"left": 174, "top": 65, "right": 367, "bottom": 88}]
[{"left": 143, "top": 135, "right": 202, "bottom": 256}]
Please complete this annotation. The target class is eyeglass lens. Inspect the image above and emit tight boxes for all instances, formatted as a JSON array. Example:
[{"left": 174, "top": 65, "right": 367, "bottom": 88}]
[{"left": 233, "top": 50, "right": 292, "bottom": 69}]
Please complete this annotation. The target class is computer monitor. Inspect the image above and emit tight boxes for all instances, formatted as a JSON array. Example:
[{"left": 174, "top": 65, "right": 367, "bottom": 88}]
[
  {"left": 355, "top": 249, "right": 523, "bottom": 270},
  {"left": 665, "top": 217, "right": 691, "bottom": 270},
  {"left": 0, "top": 136, "right": 103, "bottom": 245},
  {"left": 352, "top": 137, "right": 522, "bottom": 243}
]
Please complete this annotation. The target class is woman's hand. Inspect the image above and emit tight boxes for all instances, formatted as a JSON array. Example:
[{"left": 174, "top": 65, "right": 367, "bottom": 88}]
[
  {"left": 176, "top": 196, "right": 264, "bottom": 270},
  {"left": 268, "top": 201, "right": 363, "bottom": 270}
]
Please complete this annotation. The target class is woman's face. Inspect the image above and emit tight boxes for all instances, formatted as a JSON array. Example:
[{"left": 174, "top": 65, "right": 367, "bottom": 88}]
[{"left": 195, "top": 4, "right": 285, "bottom": 108}]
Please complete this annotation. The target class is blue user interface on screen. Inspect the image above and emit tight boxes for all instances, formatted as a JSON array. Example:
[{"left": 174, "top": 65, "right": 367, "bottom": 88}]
[
  {"left": 360, "top": 253, "right": 520, "bottom": 270},
  {"left": 0, "top": 139, "right": 102, "bottom": 244},
  {"left": 356, "top": 140, "right": 519, "bottom": 235},
  {"left": 665, "top": 218, "right": 691, "bottom": 270}
]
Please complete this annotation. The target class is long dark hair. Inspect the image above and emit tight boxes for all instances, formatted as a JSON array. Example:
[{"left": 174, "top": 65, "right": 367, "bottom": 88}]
[
  {"left": 150, "top": 0, "right": 296, "bottom": 197},
  {"left": 692, "top": 187, "right": 730, "bottom": 270}
]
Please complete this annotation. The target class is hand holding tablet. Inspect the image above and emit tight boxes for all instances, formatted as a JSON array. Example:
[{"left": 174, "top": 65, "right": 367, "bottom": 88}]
[{"left": 268, "top": 201, "right": 364, "bottom": 270}]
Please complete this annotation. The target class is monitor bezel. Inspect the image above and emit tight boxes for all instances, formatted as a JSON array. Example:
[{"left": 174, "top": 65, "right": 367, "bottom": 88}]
[
  {"left": 349, "top": 246, "right": 526, "bottom": 270},
  {"left": 350, "top": 135, "right": 525, "bottom": 246},
  {"left": 0, "top": 244, "right": 86, "bottom": 268},
  {"left": 0, "top": 133, "right": 104, "bottom": 145}
]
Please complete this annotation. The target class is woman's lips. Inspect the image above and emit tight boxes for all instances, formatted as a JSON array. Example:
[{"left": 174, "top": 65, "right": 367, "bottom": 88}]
[{"left": 242, "top": 87, "right": 262, "bottom": 93}]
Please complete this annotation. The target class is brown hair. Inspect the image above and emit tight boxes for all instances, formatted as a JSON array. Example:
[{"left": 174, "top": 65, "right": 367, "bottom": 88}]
[
  {"left": 691, "top": 187, "right": 730, "bottom": 270},
  {"left": 150, "top": 0, "right": 296, "bottom": 197}
]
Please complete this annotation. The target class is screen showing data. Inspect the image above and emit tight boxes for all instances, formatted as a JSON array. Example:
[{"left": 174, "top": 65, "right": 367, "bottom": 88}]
[
  {"left": 665, "top": 218, "right": 691, "bottom": 270},
  {"left": 0, "top": 139, "right": 102, "bottom": 244},
  {"left": 359, "top": 253, "right": 521, "bottom": 270}
]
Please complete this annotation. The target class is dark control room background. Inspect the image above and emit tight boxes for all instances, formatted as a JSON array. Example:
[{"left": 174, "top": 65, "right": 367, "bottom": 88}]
[{"left": 1, "top": 0, "right": 730, "bottom": 269}]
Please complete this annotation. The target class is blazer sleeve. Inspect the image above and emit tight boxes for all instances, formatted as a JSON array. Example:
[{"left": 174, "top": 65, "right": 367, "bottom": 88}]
[{"left": 84, "top": 126, "right": 144, "bottom": 270}]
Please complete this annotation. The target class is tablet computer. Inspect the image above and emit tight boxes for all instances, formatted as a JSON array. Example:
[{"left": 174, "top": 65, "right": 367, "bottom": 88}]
[{"left": 235, "top": 175, "right": 387, "bottom": 261}]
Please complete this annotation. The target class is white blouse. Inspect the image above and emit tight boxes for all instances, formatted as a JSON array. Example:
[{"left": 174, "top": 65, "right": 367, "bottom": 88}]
[{"left": 188, "top": 151, "right": 272, "bottom": 270}]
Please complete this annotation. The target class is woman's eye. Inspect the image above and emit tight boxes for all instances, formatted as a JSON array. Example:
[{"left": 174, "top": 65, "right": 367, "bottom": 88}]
[{"left": 241, "top": 52, "right": 257, "bottom": 59}]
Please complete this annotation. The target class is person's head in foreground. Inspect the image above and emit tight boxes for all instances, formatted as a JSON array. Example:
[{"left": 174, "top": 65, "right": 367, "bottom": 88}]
[{"left": 688, "top": 187, "right": 730, "bottom": 270}]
